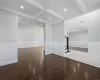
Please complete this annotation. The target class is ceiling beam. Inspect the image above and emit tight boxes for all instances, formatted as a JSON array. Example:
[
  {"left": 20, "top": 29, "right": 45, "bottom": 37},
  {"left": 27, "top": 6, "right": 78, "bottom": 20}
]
[
  {"left": 46, "top": 9, "right": 64, "bottom": 20},
  {"left": 77, "top": 0, "right": 87, "bottom": 13},
  {"left": 52, "top": 20, "right": 64, "bottom": 24},
  {"left": 25, "top": 0, "right": 64, "bottom": 20},
  {"left": 36, "top": 18, "right": 50, "bottom": 24},
  {"left": 34, "top": 10, "right": 44, "bottom": 19},
  {"left": 0, "top": 0, "right": 63, "bottom": 24},
  {"left": 0, "top": 7, "right": 48, "bottom": 23},
  {"left": 0, "top": 7, "right": 35, "bottom": 19},
  {"left": 25, "top": 0, "right": 44, "bottom": 10}
]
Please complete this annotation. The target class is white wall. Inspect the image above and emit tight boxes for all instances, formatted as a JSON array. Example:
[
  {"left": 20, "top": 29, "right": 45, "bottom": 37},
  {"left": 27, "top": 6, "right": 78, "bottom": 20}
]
[
  {"left": 65, "top": 8, "right": 100, "bottom": 56},
  {"left": 0, "top": 10, "right": 18, "bottom": 66},
  {"left": 69, "top": 31, "right": 88, "bottom": 48},
  {"left": 53, "top": 22, "right": 64, "bottom": 56},
  {"left": 18, "top": 24, "right": 43, "bottom": 48},
  {"left": 44, "top": 22, "right": 64, "bottom": 56},
  {"left": 87, "top": 9, "right": 100, "bottom": 57},
  {"left": 64, "top": 9, "right": 100, "bottom": 68},
  {"left": 44, "top": 24, "right": 54, "bottom": 55},
  {"left": 64, "top": 14, "right": 88, "bottom": 48}
]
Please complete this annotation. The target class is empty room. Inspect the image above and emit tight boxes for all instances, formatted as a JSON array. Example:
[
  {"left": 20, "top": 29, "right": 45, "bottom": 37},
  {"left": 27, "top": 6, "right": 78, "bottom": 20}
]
[{"left": 0, "top": 0, "right": 100, "bottom": 80}]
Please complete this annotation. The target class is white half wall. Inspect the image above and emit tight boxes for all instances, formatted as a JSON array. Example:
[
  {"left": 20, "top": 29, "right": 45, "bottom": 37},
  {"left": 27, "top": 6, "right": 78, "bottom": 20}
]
[
  {"left": 0, "top": 10, "right": 18, "bottom": 66},
  {"left": 18, "top": 24, "right": 43, "bottom": 48}
]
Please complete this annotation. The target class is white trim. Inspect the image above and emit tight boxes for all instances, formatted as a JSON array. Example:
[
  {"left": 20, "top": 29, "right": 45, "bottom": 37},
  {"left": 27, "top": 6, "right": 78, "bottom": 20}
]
[
  {"left": 52, "top": 20, "right": 64, "bottom": 24},
  {"left": 36, "top": 18, "right": 49, "bottom": 23}
]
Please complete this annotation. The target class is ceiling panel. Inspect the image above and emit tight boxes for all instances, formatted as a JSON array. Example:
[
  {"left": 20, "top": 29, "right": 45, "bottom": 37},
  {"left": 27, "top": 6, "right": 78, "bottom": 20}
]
[
  {"left": 0, "top": 0, "right": 41, "bottom": 17},
  {"left": 0, "top": 0, "right": 99, "bottom": 24},
  {"left": 82, "top": 0, "right": 100, "bottom": 12},
  {"left": 37, "top": 11, "right": 63, "bottom": 24},
  {"left": 18, "top": 16, "right": 45, "bottom": 28},
  {"left": 45, "top": 0, "right": 83, "bottom": 20}
]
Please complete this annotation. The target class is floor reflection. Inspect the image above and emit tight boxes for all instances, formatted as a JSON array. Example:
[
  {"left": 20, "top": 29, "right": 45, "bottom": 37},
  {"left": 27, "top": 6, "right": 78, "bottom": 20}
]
[{"left": 0, "top": 51, "right": 99, "bottom": 80}]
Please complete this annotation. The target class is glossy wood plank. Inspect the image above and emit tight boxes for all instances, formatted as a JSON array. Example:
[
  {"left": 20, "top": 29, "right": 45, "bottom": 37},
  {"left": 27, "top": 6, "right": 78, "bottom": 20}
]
[
  {"left": 44, "top": 54, "right": 100, "bottom": 80},
  {"left": 0, "top": 51, "right": 100, "bottom": 80}
]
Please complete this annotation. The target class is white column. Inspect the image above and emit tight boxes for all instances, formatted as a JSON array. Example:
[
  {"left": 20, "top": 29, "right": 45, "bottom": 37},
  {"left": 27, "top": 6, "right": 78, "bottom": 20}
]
[
  {"left": 44, "top": 24, "right": 54, "bottom": 55},
  {"left": 53, "top": 22, "right": 65, "bottom": 57}
]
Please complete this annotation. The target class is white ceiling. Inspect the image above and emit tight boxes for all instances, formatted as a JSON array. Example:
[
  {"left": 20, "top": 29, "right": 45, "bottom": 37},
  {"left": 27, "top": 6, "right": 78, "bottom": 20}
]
[
  {"left": 18, "top": 15, "right": 45, "bottom": 28},
  {"left": 0, "top": 0, "right": 100, "bottom": 24}
]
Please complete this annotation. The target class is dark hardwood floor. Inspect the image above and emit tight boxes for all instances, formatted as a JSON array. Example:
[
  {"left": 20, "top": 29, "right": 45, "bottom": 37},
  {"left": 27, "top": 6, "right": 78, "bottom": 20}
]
[
  {"left": 0, "top": 47, "right": 43, "bottom": 80},
  {"left": 44, "top": 54, "right": 100, "bottom": 80},
  {"left": 0, "top": 48, "right": 100, "bottom": 80}
]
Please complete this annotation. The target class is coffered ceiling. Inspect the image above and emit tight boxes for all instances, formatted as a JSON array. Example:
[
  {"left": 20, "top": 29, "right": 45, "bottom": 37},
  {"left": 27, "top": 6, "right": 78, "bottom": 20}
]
[{"left": 0, "top": 0, "right": 100, "bottom": 24}]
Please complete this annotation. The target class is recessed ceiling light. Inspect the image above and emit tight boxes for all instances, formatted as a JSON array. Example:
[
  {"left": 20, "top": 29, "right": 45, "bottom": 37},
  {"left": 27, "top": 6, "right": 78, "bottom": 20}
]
[
  {"left": 49, "top": 17, "right": 51, "bottom": 20},
  {"left": 73, "top": 30, "right": 77, "bottom": 31},
  {"left": 49, "top": 2, "right": 53, "bottom": 4},
  {"left": 21, "top": 5, "right": 24, "bottom": 9},
  {"left": 41, "top": 24, "right": 43, "bottom": 26},
  {"left": 64, "top": 9, "right": 66, "bottom": 11}
]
